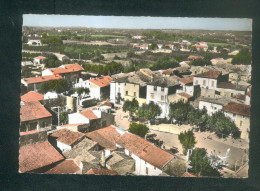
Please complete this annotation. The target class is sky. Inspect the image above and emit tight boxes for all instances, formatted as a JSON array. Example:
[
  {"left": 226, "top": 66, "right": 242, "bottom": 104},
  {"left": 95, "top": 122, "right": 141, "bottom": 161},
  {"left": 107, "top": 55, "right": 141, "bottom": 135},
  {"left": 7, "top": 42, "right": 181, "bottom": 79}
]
[{"left": 23, "top": 15, "right": 252, "bottom": 31}]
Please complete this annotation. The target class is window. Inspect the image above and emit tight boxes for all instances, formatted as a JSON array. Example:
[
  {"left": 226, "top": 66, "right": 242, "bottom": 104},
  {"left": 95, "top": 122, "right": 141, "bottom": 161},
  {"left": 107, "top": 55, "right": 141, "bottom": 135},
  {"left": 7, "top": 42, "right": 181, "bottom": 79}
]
[
  {"left": 29, "top": 122, "right": 37, "bottom": 131},
  {"left": 215, "top": 91, "right": 220, "bottom": 95},
  {"left": 20, "top": 124, "right": 27, "bottom": 132},
  {"left": 151, "top": 93, "right": 154, "bottom": 99},
  {"left": 240, "top": 121, "right": 243, "bottom": 126},
  {"left": 161, "top": 87, "right": 164, "bottom": 91},
  {"left": 161, "top": 95, "right": 164, "bottom": 101},
  {"left": 233, "top": 113, "right": 236, "bottom": 118},
  {"left": 154, "top": 166, "right": 156, "bottom": 170},
  {"left": 134, "top": 92, "right": 136, "bottom": 97},
  {"left": 154, "top": 86, "right": 157, "bottom": 91},
  {"left": 212, "top": 81, "right": 214, "bottom": 87},
  {"left": 125, "top": 91, "right": 128, "bottom": 96},
  {"left": 203, "top": 80, "right": 206, "bottom": 86},
  {"left": 42, "top": 121, "right": 46, "bottom": 127},
  {"left": 146, "top": 167, "right": 149, "bottom": 175},
  {"left": 231, "top": 93, "right": 234, "bottom": 97}
]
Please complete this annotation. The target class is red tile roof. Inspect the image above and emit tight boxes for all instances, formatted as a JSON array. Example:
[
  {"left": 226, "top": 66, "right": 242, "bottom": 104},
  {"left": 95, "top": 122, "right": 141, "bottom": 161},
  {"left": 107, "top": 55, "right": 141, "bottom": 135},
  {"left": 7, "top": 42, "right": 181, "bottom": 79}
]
[
  {"left": 80, "top": 110, "right": 98, "bottom": 119},
  {"left": 22, "top": 74, "right": 63, "bottom": 84},
  {"left": 86, "top": 126, "right": 121, "bottom": 150},
  {"left": 60, "top": 123, "right": 86, "bottom": 127},
  {"left": 102, "top": 101, "right": 113, "bottom": 107},
  {"left": 222, "top": 102, "right": 251, "bottom": 117},
  {"left": 217, "top": 82, "right": 238, "bottom": 90},
  {"left": 21, "top": 91, "right": 44, "bottom": 102},
  {"left": 34, "top": 56, "right": 46, "bottom": 60},
  {"left": 88, "top": 76, "right": 112, "bottom": 87},
  {"left": 20, "top": 130, "right": 43, "bottom": 136},
  {"left": 44, "top": 159, "right": 80, "bottom": 174},
  {"left": 182, "top": 172, "right": 200, "bottom": 177},
  {"left": 178, "top": 76, "right": 194, "bottom": 85},
  {"left": 19, "top": 141, "right": 64, "bottom": 173},
  {"left": 162, "top": 69, "right": 174, "bottom": 75},
  {"left": 195, "top": 71, "right": 221, "bottom": 79},
  {"left": 50, "top": 64, "right": 84, "bottom": 75},
  {"left": 177, "top": 93, "right": 192, "bottom": 99},
  {"left": 50, "top": 129, "right": 85, "bottom": 146},
  {"left": 20, "top": 101, "right": 52, "bottom": 122},
  {"left": 116, "top": 133, "right": 174, "bottom": 169},
  {"left": 233, "top": 94, "right": 246, "bottom": 101},
  {"left": 86, "top": 168, "right": 118, "bottom": 175}
]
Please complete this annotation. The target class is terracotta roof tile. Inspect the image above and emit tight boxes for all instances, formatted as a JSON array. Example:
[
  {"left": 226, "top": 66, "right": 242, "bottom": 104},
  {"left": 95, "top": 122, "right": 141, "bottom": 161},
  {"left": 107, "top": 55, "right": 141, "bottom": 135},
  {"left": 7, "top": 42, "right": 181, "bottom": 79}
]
[
  {"left": 178, "top": 76, "right": 194, "bottom": 85},
  {"left": 19, "top": 141, "right": 64, "bottom": 172},
  {"left": 50, "top": 64, "right": 84, "bottom": 75},
  {"left": 195, "top": 71, "right": 221, "bottom": 79},
  {"left": 80, "top": 110, "right": 98, "bottom": 119},
  {"left": 222, "top": 102, "right": 251, "bottom": 117},
  {"left": 162, "top": 69, "right": 174, "bottom": 75},
  {"left": 22, "top": 74, "right": 63, "bottom": 84},
  {"left": 86, "top": 126, "right": 120, "bottom": 150},
  {"left": 102, "top": 101, "right": 113, "bottom": 107},
  {"left": 44, "top": 159, "right": 80, "bottom": 174},
  {"left": 21, "top": 91, "right": 44, "bottom": 102},
  {"left": 20, "top": 101, "right": 52, "bottom": 122},
  {"left": 86, "top": 168, "right": 118, "bottom": 175},
  {"left": 50, "top": 129, "right": 85, "bottom": 146},
  {"left": 89, "top": 76, "right": 112, "bottom": 87},
  {"left": 34, "top": 56, "right": 46, "bottom": 60},
  {"left": 116, "top": 133, "right": 174, "bottom": 169},
  {"left": 20, "top": 130, "right": 43, "bottom": 136},
  {"left": 177, "top": 93, "right": 192, "bottom": 99}
]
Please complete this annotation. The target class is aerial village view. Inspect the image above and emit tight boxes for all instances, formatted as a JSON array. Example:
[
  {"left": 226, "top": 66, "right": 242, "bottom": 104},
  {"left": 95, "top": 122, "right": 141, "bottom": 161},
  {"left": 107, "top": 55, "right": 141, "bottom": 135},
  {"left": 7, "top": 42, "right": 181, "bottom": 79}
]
[{"left": 19, "top": 16, "right": 251, "bottom": 178}]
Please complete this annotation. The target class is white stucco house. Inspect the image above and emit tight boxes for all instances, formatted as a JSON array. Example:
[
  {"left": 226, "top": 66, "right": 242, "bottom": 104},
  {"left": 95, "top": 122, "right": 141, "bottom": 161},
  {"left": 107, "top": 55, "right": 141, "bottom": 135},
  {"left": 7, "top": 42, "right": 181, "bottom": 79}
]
[
  {"left": 68, "top": 109, "right": 101, "bottom": 124},
  {"left": 110, "top": 81, "right": 125, "bottom": 104},
  {"left": 44, "top": 92, "right": 58, "bottom": 100},
  {"left": 27, "top": 39, "right": 42, "bottom": 46},
  {"left": 33, "top": 56, "right": 46, "bottom": 65},
  {"left": 49, "top": 129, "right": 85, "bottom": 152},
  {"left": 86, "top": 125, "right": 175, "bottom": 176},
  {"left": 193, "top": 70, "right": 228, "bottom": 90}
]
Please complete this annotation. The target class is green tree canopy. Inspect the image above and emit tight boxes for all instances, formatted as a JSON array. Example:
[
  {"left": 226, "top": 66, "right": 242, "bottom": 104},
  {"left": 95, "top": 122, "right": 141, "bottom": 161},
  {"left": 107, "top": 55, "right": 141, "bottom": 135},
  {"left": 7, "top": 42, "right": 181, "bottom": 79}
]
[
  {"left": 207, "top": 111, "right": 240, "bottom": 138},
  {"left": 148, "top": 43, "right": 158, "bottom": 50},
  {"left": 59, "top": 111, "right": 69, "bottom": 125},
  {"left": 135, "top": 102, "right": 161, "bottom": 120},
  {"left": 76, "top": 87, "right": 90, "bottom": 97},
  {"left": 123, "top": 98, "right": 139, "bottom": 116},
  {"left": 178, "top": 130, "right": 197, "bottom": 155},
  {"left": 189, "top": 148, "right": 221, "bottom": 177},
  {"left": 128, "top": 122, "right": 149, "bottom": 138},
  {"left": 169, "top": 101, "right": 194, "bottom": 123},
  {"left": 41, "top": 36, "right": 63, "bottom": 45},
  {"left": 231, "top": 48, "right": 251, "bottom": 65},
  {"left": 40, "top": 79, "right": 68, "bottom": 94}
]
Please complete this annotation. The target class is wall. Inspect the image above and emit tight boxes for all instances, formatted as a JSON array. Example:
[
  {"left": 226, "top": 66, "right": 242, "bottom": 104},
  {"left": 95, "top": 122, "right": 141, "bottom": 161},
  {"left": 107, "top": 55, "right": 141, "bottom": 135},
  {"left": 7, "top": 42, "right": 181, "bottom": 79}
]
[
  {"left": 146, "top": 85, "right": 169, "bottom": 118},
  {"left": 198, "top": 101, "right": 223, "bottom": 116},
  {"left": 110, "top": 82, "right": 125, "bottom": 104},
  {"left": 124, "top": 149, "right": 162, "bottom": 176},
  {"left": 20, "top": 117, "right": 52, "bottom": 132},
  {"left": 101, "top": 112, "right": 115, "bottom": 128},
  {"left": 42, "top": 69, "right": 53, "bottom": 76},
  {"left": 216, "top": 88, "right": 245, "bottom": 98},
  {"left": 19, "top": 131, "right": 48, "bottom": 146},
  {"left": 88, "top": 82, "right": 101, "bottom": 100},
  {"left": 193, "top": 77, "right": 218, "bottom": 90},
  {"left": 68, "top": 113, "right": 90, "bottom": 124},
  {"left": 57, "top": 141, "right": 71, "bottom": 152},
  {"left": 200, "top": 88, "right": 222, "bottom": 98}
]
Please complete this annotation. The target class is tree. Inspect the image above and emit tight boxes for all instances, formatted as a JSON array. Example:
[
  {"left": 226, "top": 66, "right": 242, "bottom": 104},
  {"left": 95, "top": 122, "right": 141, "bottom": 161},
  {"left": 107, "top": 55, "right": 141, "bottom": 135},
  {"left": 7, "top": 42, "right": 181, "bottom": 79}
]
[
  {"left": 128, "top": 122, "right": 149, "bottom": 138},
  {"left": 59, "top": 111, "right": 69, "bottom": 125},
  {"left": 207, "top": 111, "right": 240, "bottom": 139},
  {"left": 76, "top": 87, "right": 90, "bottom": 97},
  {"left": 178, "top": 130, "right": 197, "bottom": 155},
  {"left": 163, "top": 158, "right": 187, "bottom": 177},
  {"left": 190, "top": 59, "right": 211, "bottom": 66},
  {"left": 148, "top": 43, "right": 158, "bottom": 50},
  {"left": 187, "top": 108, "right": 209, "bottom": 131},
  {"left": 123, "top": 98, "right": 139, "bottom": 117},
  {"left": 41, "top": 36, "right": 62, "bottom": 45},
  {"left": 231, "top": 48, "right": 251, "bottom": 65},
  {"left": 40, "top": 79, "right": 68, "bottom": 93},
  {"left": 169, "top": 101, "right": 193, "bottom": 123},
  {"left": 189, "top": 148, "right": 221, "bottom": 177},
  {"left": 135, "top": 102, "right": 161, "bottom": 120}
]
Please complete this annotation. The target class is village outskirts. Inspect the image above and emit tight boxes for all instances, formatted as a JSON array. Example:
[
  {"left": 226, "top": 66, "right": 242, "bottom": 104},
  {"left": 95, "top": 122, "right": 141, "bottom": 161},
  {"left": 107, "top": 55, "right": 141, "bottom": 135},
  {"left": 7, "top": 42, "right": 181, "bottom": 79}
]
[{"left": 20, "top": 28, "right": 251, "bottom": 177}]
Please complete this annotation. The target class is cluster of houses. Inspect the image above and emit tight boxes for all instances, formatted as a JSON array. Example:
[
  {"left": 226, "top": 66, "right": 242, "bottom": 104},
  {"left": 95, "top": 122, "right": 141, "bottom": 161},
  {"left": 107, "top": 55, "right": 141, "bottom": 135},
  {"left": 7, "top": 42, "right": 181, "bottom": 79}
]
[{"left": 20, "top": 47, "right": 251, "bottom": 176}]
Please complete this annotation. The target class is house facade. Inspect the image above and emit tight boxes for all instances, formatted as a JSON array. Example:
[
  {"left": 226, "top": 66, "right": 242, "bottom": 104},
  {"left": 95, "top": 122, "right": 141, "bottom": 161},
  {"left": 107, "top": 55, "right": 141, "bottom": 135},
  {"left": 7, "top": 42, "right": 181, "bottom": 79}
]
[
  {"left": 110, "top": 81, "right": 125, "bottom": 104},
  {"left": 124, "top": 83, "right": 146, "bottom": 105},
  {"left": 20, "top": 101, "right": 52, "bottom": 132},
  {"left": 222, "top": 102, "right": 250, "bottom": 141}
]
